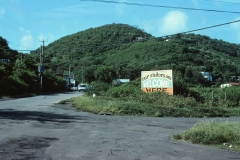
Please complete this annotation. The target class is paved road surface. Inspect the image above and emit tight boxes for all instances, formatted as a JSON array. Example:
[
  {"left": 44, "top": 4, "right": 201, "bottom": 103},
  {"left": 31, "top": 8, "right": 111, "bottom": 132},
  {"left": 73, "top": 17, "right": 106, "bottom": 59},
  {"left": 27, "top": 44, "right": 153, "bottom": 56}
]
[{"left": 0, "top": 92, "right": 240, "bottom": 160}]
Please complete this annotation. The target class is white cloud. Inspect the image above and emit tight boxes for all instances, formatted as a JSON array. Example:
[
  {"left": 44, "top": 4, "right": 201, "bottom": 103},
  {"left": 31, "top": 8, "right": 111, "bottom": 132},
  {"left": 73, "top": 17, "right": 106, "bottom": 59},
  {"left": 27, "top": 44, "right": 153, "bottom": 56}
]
[
  {"left": 19, "top": 27, "right": 31, "bottom": 35},
  {"left": 0, "top": 8, "right": 5, "bottom": 19},
  {"left": 159, "top": 10, "right": 188, "bottom": 35},
  {"left": 231, "top": 18, "right": 240, "bottom": 43},
  {"left": 20, "top": 35, "right": 33, "bottom": 50},
  {"left": 19, "top": 27, "right": 33, "bottom": 50},
  {"left": 231, "top": 20, "right": 240, "bottom": 29}
]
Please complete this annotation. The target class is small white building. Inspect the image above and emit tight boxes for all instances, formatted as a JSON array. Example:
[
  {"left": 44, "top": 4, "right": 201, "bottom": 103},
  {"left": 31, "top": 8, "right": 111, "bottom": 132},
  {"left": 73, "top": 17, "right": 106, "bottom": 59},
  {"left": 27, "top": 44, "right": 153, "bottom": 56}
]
[{"left": 220, "top": 82, "right": 239, "bottom": 88}]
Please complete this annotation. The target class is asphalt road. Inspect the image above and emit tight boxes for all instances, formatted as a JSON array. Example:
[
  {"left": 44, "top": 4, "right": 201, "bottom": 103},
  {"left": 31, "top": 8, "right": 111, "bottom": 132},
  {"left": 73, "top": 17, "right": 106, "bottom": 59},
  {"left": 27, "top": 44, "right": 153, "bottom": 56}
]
[{"left": 0, "top": 92, "right": 240, "bottom": 160}]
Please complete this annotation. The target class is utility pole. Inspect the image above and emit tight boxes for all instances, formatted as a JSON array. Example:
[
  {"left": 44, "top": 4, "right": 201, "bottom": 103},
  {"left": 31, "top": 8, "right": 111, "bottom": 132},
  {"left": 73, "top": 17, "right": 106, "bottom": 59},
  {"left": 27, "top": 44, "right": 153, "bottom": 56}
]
[
  {"left": 81, "top": 66, "right": 84, "bottom": 84},
  {"left": 69, "top": 64, "right": 71, "bottom": 86},
  {"left": 38, "top": 39, "right": 48, "bottom": 90}
]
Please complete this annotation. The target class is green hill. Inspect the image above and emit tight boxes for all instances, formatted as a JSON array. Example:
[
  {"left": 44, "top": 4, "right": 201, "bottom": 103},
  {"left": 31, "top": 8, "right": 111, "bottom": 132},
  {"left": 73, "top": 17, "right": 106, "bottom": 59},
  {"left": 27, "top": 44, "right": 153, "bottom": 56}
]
[{"left": 29, "top": 23, "right": 240, "bottom": 87}]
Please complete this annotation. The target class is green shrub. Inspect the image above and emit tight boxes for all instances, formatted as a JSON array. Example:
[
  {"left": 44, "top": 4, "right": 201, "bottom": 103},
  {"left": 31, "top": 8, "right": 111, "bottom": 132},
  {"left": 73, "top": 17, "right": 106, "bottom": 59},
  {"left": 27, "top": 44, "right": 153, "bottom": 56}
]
[
  {"left": 107, "top": 80, "right": 142, "bottom": 98},
  {"left": 173, "top": 71, "right": 190, "bottom": 96},
  {"left": 87, "top": 81, "right": 110, "bottom": 96},
  {"left": 173, "top": 121, "right": 240, "bottom": 147}
]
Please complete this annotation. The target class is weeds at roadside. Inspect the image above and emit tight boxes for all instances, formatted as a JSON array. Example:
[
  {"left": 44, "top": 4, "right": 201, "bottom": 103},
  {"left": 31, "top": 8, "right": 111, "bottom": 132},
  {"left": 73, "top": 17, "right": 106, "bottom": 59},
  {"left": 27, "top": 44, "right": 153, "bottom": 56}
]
[
  {"left": 71, "top": 95, "right": 240, "bottom": 117},
  {"left": 70, "top": 81, "right": 240, "bottom": 152},
  {"left": 172, "top": 120, "right": 240, "bottom": 152}
]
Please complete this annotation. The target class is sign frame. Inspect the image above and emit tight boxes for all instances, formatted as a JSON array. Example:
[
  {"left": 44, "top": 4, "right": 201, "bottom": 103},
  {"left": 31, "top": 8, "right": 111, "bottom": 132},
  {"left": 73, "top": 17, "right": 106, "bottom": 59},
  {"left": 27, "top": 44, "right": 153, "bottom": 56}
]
[{"left": 141, "top": 70, "right": 173, "bottom": 95}]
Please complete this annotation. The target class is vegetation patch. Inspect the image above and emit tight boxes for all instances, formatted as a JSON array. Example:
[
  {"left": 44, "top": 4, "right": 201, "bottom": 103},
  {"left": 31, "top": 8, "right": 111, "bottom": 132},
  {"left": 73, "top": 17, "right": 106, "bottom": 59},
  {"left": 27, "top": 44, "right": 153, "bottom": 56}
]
[
  {"left": 71, "top": 80, "right": 240, "bottom": 117},
  {"left": 71, "top": 95, "right": 240, "bottom": 117},
  {"left": 172, "top": 121, "right": 240, "bottom": 152}
]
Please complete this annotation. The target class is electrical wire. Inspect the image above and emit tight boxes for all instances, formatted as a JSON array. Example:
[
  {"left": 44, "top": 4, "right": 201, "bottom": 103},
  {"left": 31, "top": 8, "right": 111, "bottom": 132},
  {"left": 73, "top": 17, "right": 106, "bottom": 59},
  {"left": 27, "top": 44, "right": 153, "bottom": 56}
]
[
  {"left": 80, "top": 0, "right": 240, "bottom": 14},
  {"left": 0, "top": 13, "right": 40, "bottom": 38},
  {"left": 0, "top": 20, "right": 23, "bottom": 34},
  {"left": 202, "top": 0, "right": 240, "bottom": 4},
  {"left": 166, "top": 19, "right": 240, "bottom": 36},
  {"left": 0, "top": 13, "right": 45, "bottom": 51},
  {"left": 1, "top": 19, "right": 240, "bottom": 52}
]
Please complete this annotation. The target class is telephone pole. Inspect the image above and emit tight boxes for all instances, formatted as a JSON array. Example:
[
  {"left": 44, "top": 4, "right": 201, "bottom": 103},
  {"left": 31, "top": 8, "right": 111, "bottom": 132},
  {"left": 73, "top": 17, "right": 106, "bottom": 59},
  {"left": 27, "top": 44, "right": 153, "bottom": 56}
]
[
  {"left": 81, "top": 66, "right": 84, "bottom": 84},
  {"left": 69, "top": 64, "right": 71, "bottom": 86},
  {"left": 38, "top": 39, "right": 48, "bottom": 90}
]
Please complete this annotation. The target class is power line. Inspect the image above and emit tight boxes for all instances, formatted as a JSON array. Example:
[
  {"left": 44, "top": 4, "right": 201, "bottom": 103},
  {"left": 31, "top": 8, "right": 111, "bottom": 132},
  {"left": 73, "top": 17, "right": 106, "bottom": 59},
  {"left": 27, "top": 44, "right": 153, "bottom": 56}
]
[
  {"left": 80, "top": 0, "right": 240, "bottom": 14},
  {"left": 202, "top": 0, "right": 240, "bottom": 4},
  {"left": 0, "top": 20, "right": 35, "bottom": 50},
  {"left": 1, "top": 19, "right": 240, "bottom": 52},
  {"left": 0, "top": 13, "right": 39, "bottom": 38},
  {"left": 0, "top": 20, "right": 23, "bottom": 33},
  {"left": 165, "top": 19, "right": 240, "bottom": 37}
]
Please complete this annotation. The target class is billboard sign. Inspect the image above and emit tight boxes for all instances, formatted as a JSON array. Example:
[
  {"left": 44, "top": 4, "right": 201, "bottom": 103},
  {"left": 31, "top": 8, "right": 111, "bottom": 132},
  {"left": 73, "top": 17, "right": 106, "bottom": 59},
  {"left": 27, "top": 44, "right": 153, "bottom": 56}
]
[{"left": 141, "top": 70, "right": 173, "bottom": 95}]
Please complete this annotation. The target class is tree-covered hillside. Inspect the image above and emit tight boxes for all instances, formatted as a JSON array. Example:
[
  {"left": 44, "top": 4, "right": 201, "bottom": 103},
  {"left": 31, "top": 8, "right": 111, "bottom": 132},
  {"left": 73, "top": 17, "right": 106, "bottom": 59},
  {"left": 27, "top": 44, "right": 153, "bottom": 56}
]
[
  {"left": 30, "top": 23, "right": 240, "bottom": 87},
  {"left": 30, "top": 24, "right": 152, "bottom": 82},
  {"left": 0, "top": 37, "right": 66, "bottom": 97}
]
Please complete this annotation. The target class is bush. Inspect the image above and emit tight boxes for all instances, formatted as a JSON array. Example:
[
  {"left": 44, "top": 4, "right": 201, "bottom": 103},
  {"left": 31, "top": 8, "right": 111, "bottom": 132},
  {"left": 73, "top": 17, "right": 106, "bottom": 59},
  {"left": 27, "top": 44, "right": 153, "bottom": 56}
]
[
  {"left": 173, "top": 71, "right": 190, "bottom": 96},
  {"left": 173, "top": 121, "right": 240, "bottom": 146},
  {"left": 87, "top": 81, "right": 110, "bottom": 96},
  {"left": 106, "top": 79, "right": 142, "bottom": 98},
  {"left": 190, "top": 86, "right": 240, "bottom": 107}
]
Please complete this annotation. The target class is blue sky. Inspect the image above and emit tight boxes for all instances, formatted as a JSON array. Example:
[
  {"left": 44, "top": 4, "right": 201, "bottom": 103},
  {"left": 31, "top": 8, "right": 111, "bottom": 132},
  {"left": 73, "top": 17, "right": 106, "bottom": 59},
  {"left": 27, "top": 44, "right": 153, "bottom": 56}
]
[{"left": 1, "top": 0, "right": 240, "bottom": 52}]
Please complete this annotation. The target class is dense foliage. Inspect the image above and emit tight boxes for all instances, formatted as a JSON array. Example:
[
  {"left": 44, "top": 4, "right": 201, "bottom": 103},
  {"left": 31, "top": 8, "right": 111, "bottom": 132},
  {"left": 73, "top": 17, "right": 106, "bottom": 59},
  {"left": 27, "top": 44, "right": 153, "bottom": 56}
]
[
  {"left": 30, "top": 24, "right": 151, "bottom": 82},
  {"left": 1, "top": 23, "right": 240, "bottom": 98},
  {"left": 29, "top": 24, "right": 240, "bottom": 88},
  {"left": 173, "top": 121, "right": 240, "bottom": 152},
  {"left": 0, "top": 37, "right": 66, "bottom": 97}
]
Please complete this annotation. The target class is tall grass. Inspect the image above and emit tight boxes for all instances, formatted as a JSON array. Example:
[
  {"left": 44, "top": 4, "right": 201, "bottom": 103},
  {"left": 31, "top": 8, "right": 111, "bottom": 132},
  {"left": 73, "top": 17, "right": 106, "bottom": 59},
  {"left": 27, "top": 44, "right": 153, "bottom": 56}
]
[
  {"left": 172, "top": 121, "right": 240, "bottom": 152},
  {"left": 71, "top": 80, "right": 240, "bottom": 117},
  {"left": 71, "top": 80, "right": 240, "bottom": 152},
  {"left": 72, "top": 94, "right": 240, "bottom": 117}
]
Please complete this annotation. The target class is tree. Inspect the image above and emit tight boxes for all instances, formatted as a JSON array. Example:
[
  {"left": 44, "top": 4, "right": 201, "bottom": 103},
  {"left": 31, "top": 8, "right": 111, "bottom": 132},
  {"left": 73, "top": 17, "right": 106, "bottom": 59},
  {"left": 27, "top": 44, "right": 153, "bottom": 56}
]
[{"left": 94, "top": 66, "right": 117, "bottom": 83}]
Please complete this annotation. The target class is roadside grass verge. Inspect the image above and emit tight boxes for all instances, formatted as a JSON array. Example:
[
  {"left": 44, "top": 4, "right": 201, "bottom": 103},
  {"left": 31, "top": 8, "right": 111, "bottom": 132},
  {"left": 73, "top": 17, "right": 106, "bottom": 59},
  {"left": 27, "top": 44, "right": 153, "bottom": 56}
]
[
  {"left": 172, "top": 120, "right": 240, "bottom": 152},
  {"left": 70, "top": 80, "right": 240, "bottom": 152},
  {"left": 71, "top": 89, "right": 240, "bottom": 152},
  {"left": 71, "top": 95, "right": 240, "bottom": 117}
]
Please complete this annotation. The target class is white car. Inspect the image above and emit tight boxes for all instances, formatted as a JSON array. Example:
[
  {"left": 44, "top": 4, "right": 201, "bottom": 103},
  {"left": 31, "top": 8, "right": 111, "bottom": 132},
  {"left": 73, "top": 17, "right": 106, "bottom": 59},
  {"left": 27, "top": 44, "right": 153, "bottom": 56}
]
[
  {"left": 78, "top": 84, "right": 89, "bottom": 92},
  {"left": 70, "top": 86, "right": 78, "bottom": 91}
]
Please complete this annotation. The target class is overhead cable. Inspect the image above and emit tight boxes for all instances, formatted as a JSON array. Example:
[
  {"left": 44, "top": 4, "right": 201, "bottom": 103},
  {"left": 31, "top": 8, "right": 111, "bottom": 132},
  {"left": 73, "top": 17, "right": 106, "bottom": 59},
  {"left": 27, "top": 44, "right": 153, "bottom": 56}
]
[
  {"left": 2, "top": 19, "right": 240, "bottom": 52},
  {"left": 80, "top": 0, "right": 240, "bottom": 14},
  {"left": 202, "top": 0, "right": 240, "bottom": 4},
  {"left": 166, "top": 19, "right": 240, "bottom": 37},
  {"left": 0, "top": 13, "right": 40, "bottom": 38}
]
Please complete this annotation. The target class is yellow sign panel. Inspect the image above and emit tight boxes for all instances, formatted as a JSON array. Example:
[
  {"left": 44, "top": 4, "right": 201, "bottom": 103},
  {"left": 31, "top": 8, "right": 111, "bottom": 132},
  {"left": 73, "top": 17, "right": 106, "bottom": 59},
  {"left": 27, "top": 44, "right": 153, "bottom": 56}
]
[{"left": 141, "top": 70, "right": 173, "bottom": 95}]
